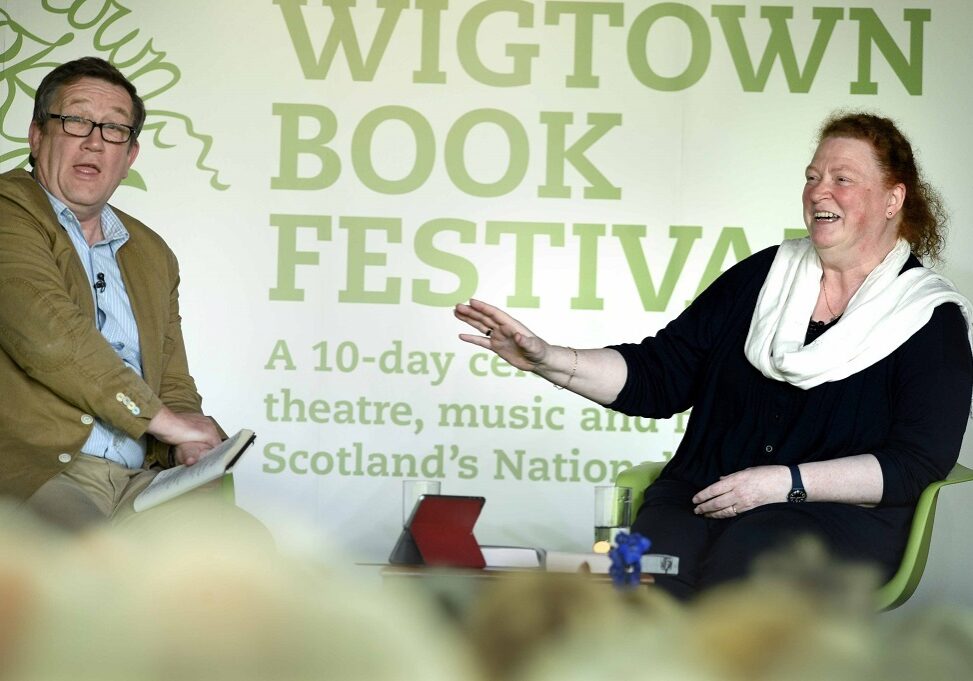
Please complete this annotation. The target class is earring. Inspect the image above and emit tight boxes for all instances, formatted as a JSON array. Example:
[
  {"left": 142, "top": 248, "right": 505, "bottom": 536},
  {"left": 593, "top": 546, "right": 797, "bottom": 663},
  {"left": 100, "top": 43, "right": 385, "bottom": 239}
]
[{"left": 887, "top": 211, "right": 893, "bottom": 217}]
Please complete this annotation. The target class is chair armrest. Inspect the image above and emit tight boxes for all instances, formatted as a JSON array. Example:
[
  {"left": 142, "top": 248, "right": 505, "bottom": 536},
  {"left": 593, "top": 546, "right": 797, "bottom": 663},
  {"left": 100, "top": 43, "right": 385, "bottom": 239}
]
[
  {"left": 944, "top": 462, "right": 973, "bottom": 485},
  {"left": 875, "top": 462, "right": 973, "bottom": 610},
  {"left": 614, "top": 461, "right": 667, "bottom": 500}
]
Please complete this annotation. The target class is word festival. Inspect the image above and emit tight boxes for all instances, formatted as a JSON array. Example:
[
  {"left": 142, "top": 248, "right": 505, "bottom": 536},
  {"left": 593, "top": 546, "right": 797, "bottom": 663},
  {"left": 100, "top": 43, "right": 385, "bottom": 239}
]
[{"left": 269, "top": 217, "right": 806, "bottom": 309}]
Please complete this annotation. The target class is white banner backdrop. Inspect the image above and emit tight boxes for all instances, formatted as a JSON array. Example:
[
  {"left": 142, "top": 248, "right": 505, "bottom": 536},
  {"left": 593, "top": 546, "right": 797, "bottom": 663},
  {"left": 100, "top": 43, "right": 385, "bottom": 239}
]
[{"left": 3, "top": 0, "right": 971, "bottom": 562}]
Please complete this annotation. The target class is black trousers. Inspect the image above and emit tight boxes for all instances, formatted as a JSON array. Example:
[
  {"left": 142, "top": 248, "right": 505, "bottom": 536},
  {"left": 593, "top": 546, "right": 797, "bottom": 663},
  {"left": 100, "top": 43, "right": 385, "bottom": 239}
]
[{"left": 631, "top": 479, "right": 909, "bottom": 601}]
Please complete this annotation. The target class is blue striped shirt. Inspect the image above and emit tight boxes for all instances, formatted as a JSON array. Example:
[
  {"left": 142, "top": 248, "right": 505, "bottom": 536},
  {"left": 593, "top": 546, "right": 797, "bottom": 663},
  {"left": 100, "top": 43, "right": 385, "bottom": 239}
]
[{"left": 42, "top": 188, "right": 146, "bottom": 468}]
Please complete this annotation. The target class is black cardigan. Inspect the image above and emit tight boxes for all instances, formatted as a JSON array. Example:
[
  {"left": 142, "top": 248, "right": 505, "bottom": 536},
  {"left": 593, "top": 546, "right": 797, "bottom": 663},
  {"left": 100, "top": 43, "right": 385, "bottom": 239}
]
[{"left": 609, "top": 246, "right": 972, "bottom": 508}]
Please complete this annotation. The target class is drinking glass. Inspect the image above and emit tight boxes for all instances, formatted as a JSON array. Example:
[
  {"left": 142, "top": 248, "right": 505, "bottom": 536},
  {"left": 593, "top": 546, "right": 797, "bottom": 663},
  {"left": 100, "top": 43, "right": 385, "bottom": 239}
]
[
  {"left": 593, "top": 485, "right": 631, "bottom": 553},
  {"left": 402, "top": 479, "right": 441, "bottom": 524}
]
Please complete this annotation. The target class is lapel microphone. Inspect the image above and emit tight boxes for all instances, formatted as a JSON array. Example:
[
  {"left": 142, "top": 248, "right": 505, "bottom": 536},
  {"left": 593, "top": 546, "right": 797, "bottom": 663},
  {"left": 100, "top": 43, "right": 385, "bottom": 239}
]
[{"left": 94, "top": 272, "right": 106, "bottom": 292}]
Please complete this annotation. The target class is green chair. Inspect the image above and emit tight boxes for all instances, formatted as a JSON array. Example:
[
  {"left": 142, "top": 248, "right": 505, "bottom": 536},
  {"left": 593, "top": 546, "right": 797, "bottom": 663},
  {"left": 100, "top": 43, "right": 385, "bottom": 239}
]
[
  {"left": 222, "top": 472, "right": 237, "bottom": 504},
  {"left": 613, "top": 461, "right": 973, "bottom": 610}
]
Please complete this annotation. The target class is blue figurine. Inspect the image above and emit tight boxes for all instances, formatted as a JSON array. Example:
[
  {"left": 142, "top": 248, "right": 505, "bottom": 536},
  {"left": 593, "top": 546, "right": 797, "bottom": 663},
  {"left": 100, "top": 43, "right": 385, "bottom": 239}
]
[{"left": 608, "top": 532, "right": 652, "bottom": 588}]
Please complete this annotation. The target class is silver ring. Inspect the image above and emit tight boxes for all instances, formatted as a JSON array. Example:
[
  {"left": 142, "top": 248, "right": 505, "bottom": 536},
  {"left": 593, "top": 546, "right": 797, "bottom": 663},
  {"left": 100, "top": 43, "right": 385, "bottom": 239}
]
[{"left": 730, "top": 504, "right": 737, "bottom": 515}]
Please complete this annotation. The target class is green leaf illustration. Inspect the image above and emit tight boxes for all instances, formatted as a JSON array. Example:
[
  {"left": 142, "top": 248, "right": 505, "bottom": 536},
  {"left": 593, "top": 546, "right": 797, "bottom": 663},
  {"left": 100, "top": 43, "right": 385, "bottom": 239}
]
[
  {"left": 122, "top": 167, "right": 146, "bottom": 190},
  {"left": 0, "top": 4, "right": 228, "bottom": 191}
]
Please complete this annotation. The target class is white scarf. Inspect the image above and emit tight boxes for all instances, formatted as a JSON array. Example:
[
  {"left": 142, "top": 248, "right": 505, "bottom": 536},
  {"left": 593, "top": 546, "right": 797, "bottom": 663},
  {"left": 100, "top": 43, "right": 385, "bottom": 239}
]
[{"left": 745, "top": 237, "right": 973, "bottom": 390}]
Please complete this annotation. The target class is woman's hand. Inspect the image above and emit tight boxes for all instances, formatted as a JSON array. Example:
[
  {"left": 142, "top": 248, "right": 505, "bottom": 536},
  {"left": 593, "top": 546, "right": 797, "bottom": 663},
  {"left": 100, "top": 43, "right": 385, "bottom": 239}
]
[
  {"left": 692, "top": 465, "right": 790, "bottom": 518},
  {"left": 453, "top": 298, "right": 629, "bottom": 404},
  {"left": 454, "top": 299, "right": 550, "bottom": 372}
]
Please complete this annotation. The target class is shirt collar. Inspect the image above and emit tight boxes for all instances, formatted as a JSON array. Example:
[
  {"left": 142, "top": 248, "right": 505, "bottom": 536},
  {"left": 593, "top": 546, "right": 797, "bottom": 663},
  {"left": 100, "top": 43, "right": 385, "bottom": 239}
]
[{"left": 38, "top": 183, "right": 130, "bottom": 245}]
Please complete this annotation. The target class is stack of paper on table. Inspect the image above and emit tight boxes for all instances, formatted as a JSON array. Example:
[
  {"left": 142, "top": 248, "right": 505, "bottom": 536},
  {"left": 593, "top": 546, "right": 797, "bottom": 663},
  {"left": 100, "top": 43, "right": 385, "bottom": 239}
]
[
  {"left": 545, "top": 551, "right": 679, "bottom": 575},
  {"left": 480, "top": 547, "right": 678, "bottom": 574},
  {"left": 480, "top": 545, "right": 546, "bottom": 569}
]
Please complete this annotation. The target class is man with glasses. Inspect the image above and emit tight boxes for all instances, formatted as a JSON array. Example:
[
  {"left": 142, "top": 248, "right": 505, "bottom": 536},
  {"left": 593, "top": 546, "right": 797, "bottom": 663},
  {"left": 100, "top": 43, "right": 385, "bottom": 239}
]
[{"left": 0, "top": 57, "right": 224, "bottom": 528}]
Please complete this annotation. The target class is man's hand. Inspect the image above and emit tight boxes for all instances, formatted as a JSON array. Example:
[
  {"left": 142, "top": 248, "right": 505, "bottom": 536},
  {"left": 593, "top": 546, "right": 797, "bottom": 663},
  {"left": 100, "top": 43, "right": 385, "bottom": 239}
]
[
  {"left": 147, "top": 406, "right": 221, "bottom": 448},
  {"left": 172, "top": 441, "right": 214, "bottom": 467}
]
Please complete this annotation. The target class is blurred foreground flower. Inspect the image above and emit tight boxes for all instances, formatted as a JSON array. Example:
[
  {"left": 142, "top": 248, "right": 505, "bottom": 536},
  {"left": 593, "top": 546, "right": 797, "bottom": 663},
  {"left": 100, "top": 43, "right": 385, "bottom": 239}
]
[{"left": 0, "top": 497, "right": 478, "bottom": 681}]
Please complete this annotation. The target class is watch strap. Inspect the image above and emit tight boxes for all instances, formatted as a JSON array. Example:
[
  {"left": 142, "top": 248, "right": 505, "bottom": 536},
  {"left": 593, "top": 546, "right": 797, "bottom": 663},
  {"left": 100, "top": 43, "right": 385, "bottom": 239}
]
[{"left": 787, "top": 464, "right": 807, "bottom": 503}]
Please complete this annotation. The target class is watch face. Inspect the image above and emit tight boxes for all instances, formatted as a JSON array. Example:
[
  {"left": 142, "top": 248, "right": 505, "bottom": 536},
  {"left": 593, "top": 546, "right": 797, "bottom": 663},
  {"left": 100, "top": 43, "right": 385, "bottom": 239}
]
[{"left": 787, "top": 489, "right": 807, "bottom": 503}]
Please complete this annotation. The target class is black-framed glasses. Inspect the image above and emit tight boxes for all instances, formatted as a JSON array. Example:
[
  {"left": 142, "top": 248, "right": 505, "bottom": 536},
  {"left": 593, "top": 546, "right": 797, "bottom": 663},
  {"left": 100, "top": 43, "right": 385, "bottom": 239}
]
[{"left": 46, "top": 113, "right": 136, "bottom": 144}]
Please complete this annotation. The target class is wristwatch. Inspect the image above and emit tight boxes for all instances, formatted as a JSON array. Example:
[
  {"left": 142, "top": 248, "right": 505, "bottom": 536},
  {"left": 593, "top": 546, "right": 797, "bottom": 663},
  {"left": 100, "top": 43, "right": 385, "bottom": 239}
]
[{"left": 787, "top": 464, "right": 807, "bottom": 503}]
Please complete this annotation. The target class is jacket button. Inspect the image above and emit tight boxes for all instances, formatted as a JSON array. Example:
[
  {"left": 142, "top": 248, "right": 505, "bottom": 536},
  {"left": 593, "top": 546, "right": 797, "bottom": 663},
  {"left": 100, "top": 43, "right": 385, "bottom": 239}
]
[
  {"left": 764, "top": 445, "right": 774, "bottom": 453},
  {"left": 81, "top": 414, "right": 94, "bottom": 425},
  {"left": 58, "top": 453, "right": 72, "bottom": 464}
]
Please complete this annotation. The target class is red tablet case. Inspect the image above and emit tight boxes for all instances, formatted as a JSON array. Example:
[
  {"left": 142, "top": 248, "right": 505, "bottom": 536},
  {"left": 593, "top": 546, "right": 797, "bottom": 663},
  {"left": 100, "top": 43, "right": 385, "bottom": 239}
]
[{"left": 389, "top": 495, "right": 486, "bottom": 569}]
